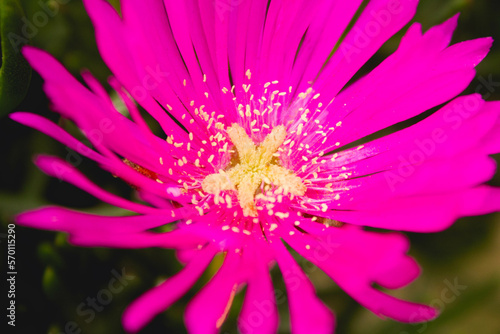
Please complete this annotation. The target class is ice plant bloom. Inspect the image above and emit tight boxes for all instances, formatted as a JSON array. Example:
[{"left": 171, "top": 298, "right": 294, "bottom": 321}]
[{"left": 12, "top": 0, "right": 500, "bottom": 333}]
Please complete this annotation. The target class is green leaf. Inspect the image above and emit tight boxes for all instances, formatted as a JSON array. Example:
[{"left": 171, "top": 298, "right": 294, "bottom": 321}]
[
  {"left": 0, "top": 0, "right": 32, "bottom": 117},
  {"left": 42, "top": 266, "right": 62, "bottom": 298}
]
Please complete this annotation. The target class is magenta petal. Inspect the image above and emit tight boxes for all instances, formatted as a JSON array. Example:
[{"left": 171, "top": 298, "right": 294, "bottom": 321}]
[
  {"left": 34, "top": 155, "right": 159, "bottom": 214},
  {"left": 137, "top": 190, "right": 175, "bottom": 209},
  {"left": 10, "top": 112, "right": 107, "bottom": 164},
  {"left": 238, "top": 247, "right": 278, "bottom": 334},
  {"left": 271, "top": 241, "right": 335, "bottom": 334},
  {"left": 331, "top": 68, "right": 476, "bottom": 146},
  {"left": 259, "top": 0, "right": 321, "bottom": 88},
  {"left": 33, "top": 154, "right": 186, "bottom": 212},
  {"left": 10, "top": 113, "right": 183, "bottom": 200},
  {"left": 123, "top": 246, "right": 216, "bottom": 333},
  {"left": 16, "top": 206, "right": 206, "bottom": 249},
  {"left": 317, "top": 221, "right": 419, "bottom": 290},
  {"left": 176, "top": 248, "right": 200, "bottom": 265},
  {"left": 436, "top": 37, "right": 493, "bottom": 72},
  {"left": 327, "top": 187, "right": 500, "bottom": 232},
  {"left": 315, "top": 0, "right": 418, "bottom": 98},
  {"left": 375, "top": 255, "right": 421, "bottom": 290},
  {"left": 319, "top": 16, "right": 492, "bottom": 150},
  {"left": 457, "top": 186, "right": 500, "bottom": 216},
  {"left": 120, "top": 0, "right": 217, "bottom": 136},
  {"left": 22, "top": 47, "right": 188, "bottom": 174},
  {"left": 67, "top": 231, "right": 205, "bottom": 249},
  {"left": 82, "top": 0, "right": 136, "bottom": 87},
  {"left": 15, "top": 206, "right": 176, "bottom": 234},
  {"left": 354, "top": 288, "right": 438, "bottom": 322},
  {"left": 83, "top": 0, "right": 188, "bottom": 134},
  {"left": 292, "top": 1, "right": 363, "bottom": 91},
  {"left": 227, "top": 0, "right": 254, "bottom": 89},
  {"left": 276, "top": 218, "right": 436, "bottom": 323},
  {"left": 184, "top": 251, "right": 241, "bottom": 334}
]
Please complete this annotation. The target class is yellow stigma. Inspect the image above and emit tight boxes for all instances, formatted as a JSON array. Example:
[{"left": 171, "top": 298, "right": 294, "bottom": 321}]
[{"left": 202, "top": 124, "right": 306, "bottom": 217}]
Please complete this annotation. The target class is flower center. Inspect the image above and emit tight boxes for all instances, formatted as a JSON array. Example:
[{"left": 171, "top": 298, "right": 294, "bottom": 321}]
[{"left": 202, "top": 124, "right": 306, "bottom": 217}]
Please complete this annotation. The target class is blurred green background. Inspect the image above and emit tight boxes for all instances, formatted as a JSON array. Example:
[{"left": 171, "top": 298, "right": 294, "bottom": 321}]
[{"left": 1, "top": 0, "right": 500, "bottom": 333}]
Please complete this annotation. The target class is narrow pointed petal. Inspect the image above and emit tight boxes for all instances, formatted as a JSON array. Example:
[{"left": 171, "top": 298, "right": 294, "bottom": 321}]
[
  {"left": 184, "top": 251, "right": 241, "bottom": 334},
  {"left": 238, "top": 244, "right": 279, "bottom": 334},
  {"left": 123, "top": 247, "right": 216, "bottom": 333},
  {"left": 271, "top": 240, "right": 335, "bottom": 334}
]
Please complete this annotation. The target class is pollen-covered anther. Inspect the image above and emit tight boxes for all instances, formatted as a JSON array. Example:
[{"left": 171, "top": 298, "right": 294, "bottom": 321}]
[
  {"left": 201, "top": 171, "right": 234, "bottom": 194},
  {"left": 202, "top": 123, "right": 306, "bottom": 217}
]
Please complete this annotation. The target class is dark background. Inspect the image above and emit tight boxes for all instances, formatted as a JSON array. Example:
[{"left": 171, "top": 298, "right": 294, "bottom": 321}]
[{"left": 1, "top": 0, "right": 500, "bottom": 333}]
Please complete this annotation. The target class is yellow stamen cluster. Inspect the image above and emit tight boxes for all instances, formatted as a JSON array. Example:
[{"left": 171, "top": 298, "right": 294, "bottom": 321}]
[
  {"left": 158, "top": 72, "right": 354, "bottom": 226},
  {"left": 202, "top": 123, "right": 306, "bottom": 216}
]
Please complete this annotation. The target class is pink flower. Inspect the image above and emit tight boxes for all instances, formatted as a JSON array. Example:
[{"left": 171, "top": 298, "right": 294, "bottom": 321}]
[{"left": 12, "top": 0, "right": 500, "bottom": 333}]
